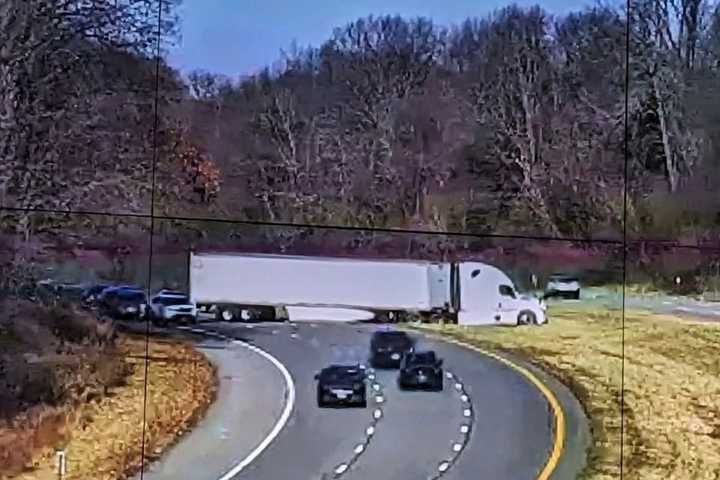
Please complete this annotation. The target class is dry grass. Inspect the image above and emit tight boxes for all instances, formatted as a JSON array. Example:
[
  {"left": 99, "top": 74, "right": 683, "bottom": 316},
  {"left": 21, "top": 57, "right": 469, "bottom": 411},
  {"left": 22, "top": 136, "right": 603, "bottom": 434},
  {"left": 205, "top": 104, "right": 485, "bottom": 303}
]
[
  {"left": 413, "top": 304, "right": 720, "bottom": 480},
  {"left": 5, "top": 334, "right": 217, "bottom": 480}
]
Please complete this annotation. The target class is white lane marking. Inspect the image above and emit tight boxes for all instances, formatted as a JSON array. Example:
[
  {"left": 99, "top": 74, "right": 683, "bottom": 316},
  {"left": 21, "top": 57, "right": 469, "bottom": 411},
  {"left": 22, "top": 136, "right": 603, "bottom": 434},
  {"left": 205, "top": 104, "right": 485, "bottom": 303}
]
[
  {"left": 334, "top": 463, "right": 349, "bottom": 475},
  {"left": 438, "top": 461, "right": 450, "bottom": 472},
  {"left": 217, "top": 339, "right": 296, "bottom": 480},
  {"left": 445, "top": 372, "right": 454, "bottom": 379},
  {"left": 374, "top": 395, "right": 384, "bottom": 404},
  {"left": 365, "top": 426, "right": 375, "bottom": 436},
  {"left": 460, "top": 424, "right": 470, "bottom": 434},
  {"left": 462, "top": 408, "right": 472, "bottom": 417},
  {"left": 460, "top": 394, "right": 469, "bottom": 403},
  {"left": 373, "top": 409, "right": 383, "bottom": 420},
  {"left": 353, "top": 443, "right": 365, "bottom": 454},
  {"left": 452, "top": 443, "right": 463, "bottom": 452}
]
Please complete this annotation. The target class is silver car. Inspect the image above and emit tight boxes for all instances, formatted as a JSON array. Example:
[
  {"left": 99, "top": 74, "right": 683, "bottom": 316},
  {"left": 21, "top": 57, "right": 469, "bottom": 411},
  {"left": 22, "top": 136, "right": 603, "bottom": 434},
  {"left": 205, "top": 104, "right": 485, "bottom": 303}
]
[{"left": 545, "top": 274, "right": 581, "bottom": 300}]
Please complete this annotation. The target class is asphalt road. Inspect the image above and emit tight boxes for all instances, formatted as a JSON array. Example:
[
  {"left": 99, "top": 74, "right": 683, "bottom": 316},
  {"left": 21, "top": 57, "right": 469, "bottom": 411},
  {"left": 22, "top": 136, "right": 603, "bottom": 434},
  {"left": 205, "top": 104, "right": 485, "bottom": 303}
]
[
  {"left": 138, "top": 336, "right": 286, "bottom": 480},
  {"left": 140, "top": 320, "right": 584, "bottom": 480}
]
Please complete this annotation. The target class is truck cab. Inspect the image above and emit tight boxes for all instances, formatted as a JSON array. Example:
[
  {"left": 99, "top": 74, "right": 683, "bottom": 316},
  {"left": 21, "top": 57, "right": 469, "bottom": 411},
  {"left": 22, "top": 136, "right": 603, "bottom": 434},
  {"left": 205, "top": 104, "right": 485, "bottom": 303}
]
[{"left": 455, "top": 262, "right": 547, "bottom": 326}]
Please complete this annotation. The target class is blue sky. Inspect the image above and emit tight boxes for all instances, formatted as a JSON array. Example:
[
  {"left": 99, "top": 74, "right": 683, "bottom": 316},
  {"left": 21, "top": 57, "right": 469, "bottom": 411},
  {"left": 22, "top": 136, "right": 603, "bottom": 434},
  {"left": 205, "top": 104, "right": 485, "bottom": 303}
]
[{"left": 168, "top": 0, "right": 596, "bottom": 77}]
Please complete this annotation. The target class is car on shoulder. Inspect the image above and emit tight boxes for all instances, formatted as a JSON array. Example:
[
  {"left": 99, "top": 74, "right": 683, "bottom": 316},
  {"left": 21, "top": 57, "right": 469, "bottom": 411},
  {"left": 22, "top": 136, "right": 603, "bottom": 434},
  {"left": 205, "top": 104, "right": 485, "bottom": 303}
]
[
  {"left": 107, "top": 288, "right": 147, "bottom": 320},
  {"left": 81, "top": 283, "right": 112, "bottom": 306},
  {"left": 398, "top": 350, "right": 444, "bottom": 391},
  {"left": 148, "top": 291, "right": 197, "bottom": 326},
  {"left": 545, "top": 274, "right": 581, "bottom": 300},
  {"left": 97, "top": 284, "right": 143, "bottom": 306},
  {"left": 369, "top": 329, "right": 415, "bottom": 369},
  {"left": 315, "top": 364, "right": 367, "bottom": 408}
]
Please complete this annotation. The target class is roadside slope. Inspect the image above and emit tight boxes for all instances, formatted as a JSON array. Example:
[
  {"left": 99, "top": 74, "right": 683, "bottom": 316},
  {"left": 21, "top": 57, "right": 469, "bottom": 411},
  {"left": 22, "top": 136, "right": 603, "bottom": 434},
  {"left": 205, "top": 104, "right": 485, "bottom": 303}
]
[{"left": 8, "top": 334, "right": 216, "bottom": 480}]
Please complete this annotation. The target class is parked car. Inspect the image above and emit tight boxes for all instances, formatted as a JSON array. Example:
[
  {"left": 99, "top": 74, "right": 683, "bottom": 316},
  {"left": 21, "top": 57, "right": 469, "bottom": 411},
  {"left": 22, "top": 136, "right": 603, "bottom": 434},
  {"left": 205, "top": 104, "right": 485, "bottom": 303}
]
[
  {"left": 97, "top": 284, "right": 142, "bottom": 304},
  {"left": 315, "top": 364, "right": 367, "bottom": 408},
  {"left": 369, "top": 329, "right": 415, "bottom": 369},
  {"left": 81, "top": 283, "right": 112, "bottom": 306},
  {"left": 55, "top": 283, "right": 86, "bottom": 303},
  {"left": 545, "top": 274, "right": 581, "bottom": 300},
  {"left": 106, "top": 289, "right": 147, "bottom": 320},
  {"left": 148, "top": 291, "right": 197, "bottom": 326},
  {"left": 397, "top": 351, "right": 444, "bottom": 391}
]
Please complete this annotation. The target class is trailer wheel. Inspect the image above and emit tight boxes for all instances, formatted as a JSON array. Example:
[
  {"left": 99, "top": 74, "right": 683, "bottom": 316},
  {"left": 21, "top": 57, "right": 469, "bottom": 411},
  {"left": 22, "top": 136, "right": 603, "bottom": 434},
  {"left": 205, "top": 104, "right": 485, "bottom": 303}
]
[{"left": 219, "top": 308, "right": 236, "bottom": 322}]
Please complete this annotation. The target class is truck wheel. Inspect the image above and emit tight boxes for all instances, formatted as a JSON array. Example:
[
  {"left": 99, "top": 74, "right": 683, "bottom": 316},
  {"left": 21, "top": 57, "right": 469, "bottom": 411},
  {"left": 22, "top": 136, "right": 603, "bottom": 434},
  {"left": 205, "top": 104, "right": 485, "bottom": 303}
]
[{"left": 517, "top": 310, "right": 537, "bottom": 326}]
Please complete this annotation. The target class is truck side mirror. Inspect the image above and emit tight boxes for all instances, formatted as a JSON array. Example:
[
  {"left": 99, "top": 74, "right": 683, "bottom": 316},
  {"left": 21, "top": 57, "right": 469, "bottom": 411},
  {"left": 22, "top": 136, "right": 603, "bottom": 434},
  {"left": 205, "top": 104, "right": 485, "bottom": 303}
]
[{"left": 314, "top": 373, "right": 320, "bottom": 381}]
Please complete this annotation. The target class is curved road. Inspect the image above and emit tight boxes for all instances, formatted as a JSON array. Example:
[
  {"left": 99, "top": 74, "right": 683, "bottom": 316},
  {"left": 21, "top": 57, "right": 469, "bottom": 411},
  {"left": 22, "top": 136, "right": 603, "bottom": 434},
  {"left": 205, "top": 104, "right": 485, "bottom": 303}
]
[{"left": 140, "top": 320, "right": 586, "bottom": 480}]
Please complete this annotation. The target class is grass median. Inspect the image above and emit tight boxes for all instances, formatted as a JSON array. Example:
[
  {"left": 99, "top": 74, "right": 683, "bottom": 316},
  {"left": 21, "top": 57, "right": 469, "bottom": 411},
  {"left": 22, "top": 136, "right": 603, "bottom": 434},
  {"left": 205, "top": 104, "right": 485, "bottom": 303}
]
[
  {"left": 412, "top": 304, "right": 720, "bottom": 480},
  {"left": 4, "top": 333, "right": 217, "bottom": 480}
]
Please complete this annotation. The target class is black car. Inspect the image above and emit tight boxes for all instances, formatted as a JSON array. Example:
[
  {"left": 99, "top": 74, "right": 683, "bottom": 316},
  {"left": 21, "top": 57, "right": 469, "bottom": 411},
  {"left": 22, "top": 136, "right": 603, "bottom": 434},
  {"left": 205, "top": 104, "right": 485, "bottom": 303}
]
[
  {"left": 398, "top": 351, "right": 444, "bottom": 391},
  {"left": 81, "top": 284, "right": 111, "bottom": 305},
  {"left": 369, "top": 330, "right": 415, "bottom": 368},
  {"left": 106, "top": 289, "right": 147, "bottom": 320},
  {"left": 315, "top": 364, "right": 367, "bottom": 408}
]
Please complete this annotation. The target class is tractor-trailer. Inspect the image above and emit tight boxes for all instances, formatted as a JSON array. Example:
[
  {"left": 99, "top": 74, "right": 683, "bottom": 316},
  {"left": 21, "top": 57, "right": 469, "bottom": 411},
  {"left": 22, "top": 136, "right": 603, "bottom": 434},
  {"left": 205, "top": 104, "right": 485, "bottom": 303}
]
[{"left": 187, "top": 251, "right": 547, "bottom": 326}]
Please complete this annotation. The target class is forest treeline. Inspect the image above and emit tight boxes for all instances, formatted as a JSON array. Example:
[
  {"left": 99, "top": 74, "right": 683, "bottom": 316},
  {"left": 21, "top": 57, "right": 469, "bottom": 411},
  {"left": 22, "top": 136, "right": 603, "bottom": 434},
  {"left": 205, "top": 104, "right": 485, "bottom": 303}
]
[{"left": 1, "top": 0, "right": 719, "bottom": 257}]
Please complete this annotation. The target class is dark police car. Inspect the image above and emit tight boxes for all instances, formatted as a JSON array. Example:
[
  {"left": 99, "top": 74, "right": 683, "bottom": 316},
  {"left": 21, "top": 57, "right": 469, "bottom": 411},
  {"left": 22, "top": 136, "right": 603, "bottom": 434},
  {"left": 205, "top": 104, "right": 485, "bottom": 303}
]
[
  {"left": 104, "top": 288, "right": 147, "bottom": 320},
  {"left": 315, "top": 364, "right": 367, "bottom": 408},
  {"left": 397, "top": 350, "right": 444, "bottom": 391},
  {"left": 369, "top": 329, "right": 415, "bottom": 369}
]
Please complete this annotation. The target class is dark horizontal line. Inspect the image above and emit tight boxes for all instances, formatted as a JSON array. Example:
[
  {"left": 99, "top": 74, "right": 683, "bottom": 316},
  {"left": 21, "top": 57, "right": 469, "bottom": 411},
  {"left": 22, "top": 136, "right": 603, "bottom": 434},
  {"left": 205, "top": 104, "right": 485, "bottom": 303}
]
[{"left": 2, "top": 204, "right": 718, "bottom": 251}]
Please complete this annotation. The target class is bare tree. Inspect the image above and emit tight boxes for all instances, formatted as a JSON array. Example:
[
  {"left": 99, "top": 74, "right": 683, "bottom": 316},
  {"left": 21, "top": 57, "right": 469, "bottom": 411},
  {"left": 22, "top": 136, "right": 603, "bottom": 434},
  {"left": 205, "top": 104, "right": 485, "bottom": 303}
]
[{"left": 0, "top": 0, "right": 179, "bottom": 241}]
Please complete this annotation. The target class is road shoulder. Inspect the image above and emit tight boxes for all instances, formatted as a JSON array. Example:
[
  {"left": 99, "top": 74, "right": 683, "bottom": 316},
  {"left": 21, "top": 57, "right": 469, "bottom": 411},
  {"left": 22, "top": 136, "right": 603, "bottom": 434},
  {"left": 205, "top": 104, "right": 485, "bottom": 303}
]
[{"left": 139, "top": 338, "right": 288, "bottom": 480}]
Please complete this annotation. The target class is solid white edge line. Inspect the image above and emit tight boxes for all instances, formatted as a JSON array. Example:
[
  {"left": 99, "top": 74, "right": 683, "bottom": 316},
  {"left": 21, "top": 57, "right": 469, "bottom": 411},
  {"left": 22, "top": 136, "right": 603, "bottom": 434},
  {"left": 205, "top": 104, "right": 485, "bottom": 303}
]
[{"left": 216, "top": 339, "right": 296, "bottom": 480}]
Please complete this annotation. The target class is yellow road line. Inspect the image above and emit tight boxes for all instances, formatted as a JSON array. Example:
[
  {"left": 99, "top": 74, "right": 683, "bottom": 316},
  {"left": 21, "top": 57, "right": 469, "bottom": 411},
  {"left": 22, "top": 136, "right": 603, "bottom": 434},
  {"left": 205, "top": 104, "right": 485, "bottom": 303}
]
[{"left": 412, "top": 330, "right": 566, "bottom": 480}]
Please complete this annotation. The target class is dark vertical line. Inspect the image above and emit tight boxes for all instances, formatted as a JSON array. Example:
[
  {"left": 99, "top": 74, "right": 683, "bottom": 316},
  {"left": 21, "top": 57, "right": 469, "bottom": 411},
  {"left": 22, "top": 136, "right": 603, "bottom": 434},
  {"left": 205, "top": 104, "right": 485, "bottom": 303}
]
[
  {"left": 620, "top": 0, "right": 632, "bottom": 478},
  {"left": 139, "top": 1, "right": 164, "bottom": 478}
]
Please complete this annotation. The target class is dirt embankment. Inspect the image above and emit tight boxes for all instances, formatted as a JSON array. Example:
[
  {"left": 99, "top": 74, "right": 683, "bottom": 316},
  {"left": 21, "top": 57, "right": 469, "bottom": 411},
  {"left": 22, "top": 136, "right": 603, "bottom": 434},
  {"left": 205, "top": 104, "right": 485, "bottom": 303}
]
[{"left": 0, "top": 300, "right": 217, "bottom": 480}]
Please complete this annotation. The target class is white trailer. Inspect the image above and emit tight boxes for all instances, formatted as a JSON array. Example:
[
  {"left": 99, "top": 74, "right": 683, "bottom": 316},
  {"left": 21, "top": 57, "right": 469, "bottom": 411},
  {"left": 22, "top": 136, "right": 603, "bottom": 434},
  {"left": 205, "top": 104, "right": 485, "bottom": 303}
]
[{"left": 187, "top": 251, "right": 547, "bottom": 326}]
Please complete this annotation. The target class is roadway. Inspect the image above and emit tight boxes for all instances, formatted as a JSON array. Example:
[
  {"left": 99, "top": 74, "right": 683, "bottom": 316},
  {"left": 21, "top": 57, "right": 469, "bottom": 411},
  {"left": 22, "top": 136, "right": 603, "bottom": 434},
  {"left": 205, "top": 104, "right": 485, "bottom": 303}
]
[{"left": 135, "top": 320, "right": 588, "bottom": 480}]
